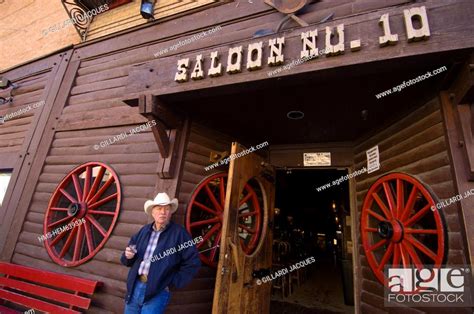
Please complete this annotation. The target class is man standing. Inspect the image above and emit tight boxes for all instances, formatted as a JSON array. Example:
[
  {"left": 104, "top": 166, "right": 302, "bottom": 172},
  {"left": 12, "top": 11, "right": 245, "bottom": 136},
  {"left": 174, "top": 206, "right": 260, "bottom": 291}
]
[{"left": 121, "top": 192, "right": 201, "bottom": 313}]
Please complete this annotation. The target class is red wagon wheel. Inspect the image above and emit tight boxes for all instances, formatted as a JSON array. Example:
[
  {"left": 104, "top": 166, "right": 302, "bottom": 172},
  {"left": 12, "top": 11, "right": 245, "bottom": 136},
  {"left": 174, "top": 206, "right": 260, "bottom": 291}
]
[
  {"left": 186, "top": 172, "right": 264, "bottom": 267},
  {"left": 361, "top": 173, "right": 447, "bottom": 285},
  {"left": 44, "top": 162, "right": 121, "bottom": 267}
]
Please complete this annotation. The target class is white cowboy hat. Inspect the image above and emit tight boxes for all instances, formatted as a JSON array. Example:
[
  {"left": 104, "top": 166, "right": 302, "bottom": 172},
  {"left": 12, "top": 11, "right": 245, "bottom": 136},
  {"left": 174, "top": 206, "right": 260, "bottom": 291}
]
[{"left": 144, "top": 192, "right": 179, "bottom": 215}]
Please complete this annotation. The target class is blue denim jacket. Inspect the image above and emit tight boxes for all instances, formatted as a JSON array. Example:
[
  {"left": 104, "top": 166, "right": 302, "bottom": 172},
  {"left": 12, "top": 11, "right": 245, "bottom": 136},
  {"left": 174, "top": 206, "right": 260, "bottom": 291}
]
[{"left": 120, "top": 221, "right": 201, "bottom": 303}]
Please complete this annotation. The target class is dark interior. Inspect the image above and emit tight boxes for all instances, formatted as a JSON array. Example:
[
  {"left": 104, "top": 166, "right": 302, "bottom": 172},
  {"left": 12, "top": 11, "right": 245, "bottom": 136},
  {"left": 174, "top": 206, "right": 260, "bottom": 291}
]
[{"left": 270, "top": 169, "right": 353, "bottom": 313}]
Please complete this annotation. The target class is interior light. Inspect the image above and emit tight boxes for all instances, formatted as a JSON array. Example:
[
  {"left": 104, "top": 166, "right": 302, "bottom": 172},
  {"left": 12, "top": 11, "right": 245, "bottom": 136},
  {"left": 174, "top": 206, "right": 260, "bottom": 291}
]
[{"left": 287, "top": 110, "right": 305, "bottom": 120}]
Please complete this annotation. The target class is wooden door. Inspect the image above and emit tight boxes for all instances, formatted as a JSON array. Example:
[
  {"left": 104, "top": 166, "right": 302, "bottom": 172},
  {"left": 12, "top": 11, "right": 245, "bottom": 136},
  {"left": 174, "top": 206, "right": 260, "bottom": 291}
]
[{"left": 212, "top": 142, "right": 275, "bottom": 314}]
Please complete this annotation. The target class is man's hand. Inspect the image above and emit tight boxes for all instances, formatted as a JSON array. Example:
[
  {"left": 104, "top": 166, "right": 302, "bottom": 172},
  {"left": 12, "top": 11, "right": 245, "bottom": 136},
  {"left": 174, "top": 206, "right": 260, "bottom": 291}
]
[{"left": 125, "top": 247, "right": 136, "bottom": 259}]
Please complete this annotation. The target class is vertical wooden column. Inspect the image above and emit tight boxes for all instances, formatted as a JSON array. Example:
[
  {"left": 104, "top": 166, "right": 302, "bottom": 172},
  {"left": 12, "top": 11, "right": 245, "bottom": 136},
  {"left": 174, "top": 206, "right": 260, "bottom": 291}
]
[{"left": 439, "top": 55, "right": 474, "bottom": 269}]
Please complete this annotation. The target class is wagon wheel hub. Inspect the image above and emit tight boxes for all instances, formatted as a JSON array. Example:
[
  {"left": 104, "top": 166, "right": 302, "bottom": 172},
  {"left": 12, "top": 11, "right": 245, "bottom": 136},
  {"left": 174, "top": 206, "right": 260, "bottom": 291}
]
[
  {"left": 377, "top": 220, "right": 403, "bottom": 243},
  {"left": 67, "top": 202, "right": 88, "bottom": 218}
]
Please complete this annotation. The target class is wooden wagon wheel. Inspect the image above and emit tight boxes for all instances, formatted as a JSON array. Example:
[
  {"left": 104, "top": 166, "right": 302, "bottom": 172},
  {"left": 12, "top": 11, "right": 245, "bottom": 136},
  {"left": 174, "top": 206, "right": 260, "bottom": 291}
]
[
  {"left": 186, "top": 172, "right": 264, "bottom": 267},
  {"left": 361, "top": 173, "right": 447, "bottom": 285},
  {"left": 44, "top": 162, "right": 121, "bottom": 267}
]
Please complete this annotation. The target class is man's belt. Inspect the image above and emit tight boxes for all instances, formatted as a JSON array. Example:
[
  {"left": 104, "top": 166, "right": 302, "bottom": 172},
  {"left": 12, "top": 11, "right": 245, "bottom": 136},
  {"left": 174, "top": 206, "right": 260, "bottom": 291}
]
[{"left": 138, "top": 274, "right": 148, "bottom": 283}]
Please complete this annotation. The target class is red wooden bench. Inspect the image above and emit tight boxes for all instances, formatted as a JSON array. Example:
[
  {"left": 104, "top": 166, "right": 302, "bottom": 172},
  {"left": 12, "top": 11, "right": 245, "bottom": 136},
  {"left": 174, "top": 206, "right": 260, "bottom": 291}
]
[{"left": 0, "top": 262, "right": 102, "bottom": 313}]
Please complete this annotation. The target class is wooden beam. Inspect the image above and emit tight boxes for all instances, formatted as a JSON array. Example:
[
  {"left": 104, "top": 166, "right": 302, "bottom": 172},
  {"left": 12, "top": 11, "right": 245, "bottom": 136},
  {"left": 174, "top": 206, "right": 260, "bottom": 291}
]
[
  {"left": 138, "top": 94, "right": 170, "bottom": 158},
  {"left": 449, "top": 55, "right": 474, "bottom": 105},
  {"left": 440, "top": 91, "right": 474, "bottom": 271},
  {"left": 125, "top": 93, "right": 184, "bottom": 178},
  {"left": 448, "top": 54, "right": 474, "bottom": 180}
]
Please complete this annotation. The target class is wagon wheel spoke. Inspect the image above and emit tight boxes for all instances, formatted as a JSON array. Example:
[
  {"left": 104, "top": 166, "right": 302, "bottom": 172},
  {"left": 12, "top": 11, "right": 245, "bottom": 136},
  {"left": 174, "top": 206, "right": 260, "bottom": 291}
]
[
  {"left": 199, "top": 223, "right": 221, "bottom": 248},
  {"left": 205, "top": 184, "right": 223, "bottom": 212},
  {"left": 219, "top": 178, "right": 226, "bottom": 208},
  {"left": 400, "top": 185, "right": 418, "bottom": 222},
  {"left": 383, "top": 182, "right": 397, "bottom": 218},
  {"left": 366, "top": 209, "right": 385, "bottom": 222},
  {"left": 367, "top": 239, "right": 387, "bottom": 252},
  {"left": 82, "top": 166, "right": 92, "bottom": 202},
  {"left": 47, "top": 215, "right": 73, "bottom": 229},
  {"left": 239, "top": 224, "right": 256, "bottom": 234},
  {"left": 86, "top": 215, "right": 107, "bottom": 237},
  {"left": 396, "top": 179, "right": 404, "bottom": 219},
  {"left": 405, "top": 228, "right": 438, "bottom": 234},
  {"left": 88, "top": 192, "right": 118, "bottom": 210},
  {"left": 83, "top": 220, "right": 95, "bottom": 254},
  {"left": 372, "top": 193, "right": 392, "bottom": 220},
  {"left": 50, "top": 227, "right": 69, "bottom": 246},
  {"left": 210, "top": 229, "right": 222, "bottom": 262},
  {"left": 392, "top": 244, "right": 401, "bottom": 267},
  {"left": 377, "top": 242, "right": 394, "bottom": 271},
  {"left": 87, "top": 210, "right": 116, "bottom": 216},
  {"left": 193, "top": 201, "right": 219, "bottom": 216},
  {"left": 59, "top": 227, "right": 78, "bottom": 258},
  {"left": 88, "top": 176, "right": 115, "bottom": 205},
  {"left": 190, "top": 217, "right": 220, "bottom": 228},
  {"left": 364, "top": 227, "right": 378, "bottom": 232},
  {"left": 399, "top": 243, "right": 410, "bottom": 268},
  {"left": 406, "top": 235, "right": 438, "bottom": 261},
  {"left": 73, "top": 224, "right": 84, "bottom": 262},
  {"left": 72, "top": 174, "right": 83, "bottom": 202},
  {"left": 239, "top": 192, "right": 253, "bottom": 208},
  {"left": 401, "top": 240, "right": 423, "bottom": 270},
  {"left": 86, "top": 166, "right": 105, "bottom": 202},
  {"left": 404, "top": 204, "right": 431, "bottom": 227},
  {"left": 50, "top": 207, "right": 68, "bottom": 212},
  {"left": 60, "top": 188, "right": 77, "bottom": 204}
]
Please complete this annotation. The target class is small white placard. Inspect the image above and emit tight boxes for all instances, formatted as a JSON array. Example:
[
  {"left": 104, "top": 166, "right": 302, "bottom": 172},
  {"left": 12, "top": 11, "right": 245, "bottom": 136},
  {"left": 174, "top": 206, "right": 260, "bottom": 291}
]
[
  {"left": 303, "top": 152, "right": 331, "bottom": 166},
  {"left": 0, "top": 116, "right": 4, "bottom": 125},
  {"left": 366, "top": 145, "right": 380, "bottom": 174}
]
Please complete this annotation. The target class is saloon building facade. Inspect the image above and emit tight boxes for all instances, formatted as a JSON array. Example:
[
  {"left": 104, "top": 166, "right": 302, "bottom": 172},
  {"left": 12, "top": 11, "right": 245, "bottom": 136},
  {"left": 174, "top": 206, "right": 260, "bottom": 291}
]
[{"left": 0, "top": 0, "right": 473, "bottom": 313}]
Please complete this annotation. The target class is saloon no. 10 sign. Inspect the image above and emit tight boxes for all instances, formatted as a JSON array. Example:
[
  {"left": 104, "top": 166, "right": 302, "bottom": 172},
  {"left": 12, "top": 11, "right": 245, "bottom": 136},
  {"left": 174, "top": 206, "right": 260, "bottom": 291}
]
[{"left": 174, "top": 6, "right": 430, "bottom": 83}]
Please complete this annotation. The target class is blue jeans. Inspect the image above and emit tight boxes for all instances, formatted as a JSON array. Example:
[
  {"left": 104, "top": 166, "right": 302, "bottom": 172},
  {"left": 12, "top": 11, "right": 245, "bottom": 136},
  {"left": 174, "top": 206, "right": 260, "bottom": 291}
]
[{"left": 124, "top": 280, "right": 171, "bottom": 314}]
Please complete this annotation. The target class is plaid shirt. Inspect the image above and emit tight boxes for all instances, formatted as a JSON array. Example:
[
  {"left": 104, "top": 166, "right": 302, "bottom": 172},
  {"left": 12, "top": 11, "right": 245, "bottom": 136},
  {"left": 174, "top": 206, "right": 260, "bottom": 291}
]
[{"left": 138, "top": 223, "right": 165, "bottom": 276}]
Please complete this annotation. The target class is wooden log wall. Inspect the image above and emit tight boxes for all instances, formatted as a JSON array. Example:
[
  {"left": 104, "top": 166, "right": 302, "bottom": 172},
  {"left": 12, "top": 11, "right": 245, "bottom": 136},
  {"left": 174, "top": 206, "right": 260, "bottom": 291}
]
[
  {"left": 11, "top": 64, "right": 160, "bottom": 312},
  {"left": 169, "top": 122, "right": 235, "bottom": 314},
  {"left": 0, "top": 73, "right": 47, "bottom": 156},
  {"left": 353, "top": 97, "right": 470, "bottom": 314},
  {"left": 8, "top": 54, "right": 234, "bottom": 313},
  {"left": 0, "top": 52, "right": 71, "bottom": 257}
]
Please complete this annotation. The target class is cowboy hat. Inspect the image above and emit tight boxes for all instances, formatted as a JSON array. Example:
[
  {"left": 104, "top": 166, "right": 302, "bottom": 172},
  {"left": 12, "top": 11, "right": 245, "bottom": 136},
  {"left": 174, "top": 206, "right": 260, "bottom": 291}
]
[{"left": 144, "top": 192, "right": 179, "bottom": 215}]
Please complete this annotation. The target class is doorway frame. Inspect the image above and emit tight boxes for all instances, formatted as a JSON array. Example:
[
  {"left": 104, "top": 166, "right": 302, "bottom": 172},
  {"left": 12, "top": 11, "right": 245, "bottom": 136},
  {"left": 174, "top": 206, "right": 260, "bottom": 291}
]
[{"left": 269, "top": 142, "right": 360, "bottom": 312}]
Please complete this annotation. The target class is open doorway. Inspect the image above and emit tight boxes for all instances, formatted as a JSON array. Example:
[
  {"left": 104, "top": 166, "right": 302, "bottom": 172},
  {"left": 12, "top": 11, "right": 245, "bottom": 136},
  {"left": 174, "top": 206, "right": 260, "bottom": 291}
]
[{"left": 270, "top": 169, "right": 355, "bottom": 314}]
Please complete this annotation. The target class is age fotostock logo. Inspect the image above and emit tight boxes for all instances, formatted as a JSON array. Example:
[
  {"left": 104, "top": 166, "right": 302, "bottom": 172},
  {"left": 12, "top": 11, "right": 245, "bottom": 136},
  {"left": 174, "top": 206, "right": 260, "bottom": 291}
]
[{"left": 385, "top": 267, "right": 473, "bottom": 307}]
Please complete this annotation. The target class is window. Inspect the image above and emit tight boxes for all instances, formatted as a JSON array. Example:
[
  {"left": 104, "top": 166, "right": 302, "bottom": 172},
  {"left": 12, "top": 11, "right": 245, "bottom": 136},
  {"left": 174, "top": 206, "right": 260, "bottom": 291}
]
[{"left": 0, "top": 170, "right": 12, "bottom": 207}]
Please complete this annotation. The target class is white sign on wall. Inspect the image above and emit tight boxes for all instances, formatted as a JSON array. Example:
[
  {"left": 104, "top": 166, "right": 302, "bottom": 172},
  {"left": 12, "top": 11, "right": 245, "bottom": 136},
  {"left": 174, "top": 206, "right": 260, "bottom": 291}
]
[
  {"left": 366, "top": 146, "right": 380, "bottom": 174},
  {"left": 303, "top": 152, "right": 331, "bottom": 166}
]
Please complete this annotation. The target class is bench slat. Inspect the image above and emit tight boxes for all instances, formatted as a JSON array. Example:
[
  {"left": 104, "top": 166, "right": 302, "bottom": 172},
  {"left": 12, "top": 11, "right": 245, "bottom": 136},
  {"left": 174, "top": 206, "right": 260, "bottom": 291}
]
[
  {"left": 0, "top": 289, "right": 80, "bottom": 314},
  {"left": 0, "top": 277, "right": 91, "bottom": 309},
  {"left": 0, "top": 262, "right": 98, "bottom": 294}
]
